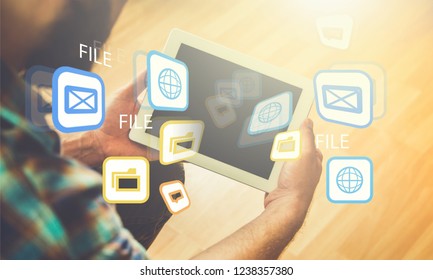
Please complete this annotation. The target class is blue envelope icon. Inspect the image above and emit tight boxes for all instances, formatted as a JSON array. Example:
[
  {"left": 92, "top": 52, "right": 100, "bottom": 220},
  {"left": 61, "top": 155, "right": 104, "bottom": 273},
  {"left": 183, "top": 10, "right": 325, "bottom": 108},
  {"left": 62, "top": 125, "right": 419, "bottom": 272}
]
[
  {"left": 64, "top": 86, "right": 98, "bottom": 114},
  {"left": 322, "top": 85, "right": 362, "bottom": 114}
]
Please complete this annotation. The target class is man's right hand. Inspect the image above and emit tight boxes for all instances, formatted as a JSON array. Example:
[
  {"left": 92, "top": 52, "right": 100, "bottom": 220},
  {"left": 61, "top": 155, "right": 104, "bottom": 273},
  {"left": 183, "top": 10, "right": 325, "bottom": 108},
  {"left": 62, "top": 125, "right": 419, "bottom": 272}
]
[
  {"left": 264, "top": 119, "right": 323, "bottom": 221},
  {"left": 193, "top": 118, "right": 323, "bottom": 260}
]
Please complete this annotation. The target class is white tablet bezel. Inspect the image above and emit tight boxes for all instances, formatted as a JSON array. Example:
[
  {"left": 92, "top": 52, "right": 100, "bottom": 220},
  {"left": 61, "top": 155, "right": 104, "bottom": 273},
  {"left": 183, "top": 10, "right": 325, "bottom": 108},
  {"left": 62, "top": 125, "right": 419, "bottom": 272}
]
[{"left": 129, "top": 29, "right": 314, "bottom": 192}]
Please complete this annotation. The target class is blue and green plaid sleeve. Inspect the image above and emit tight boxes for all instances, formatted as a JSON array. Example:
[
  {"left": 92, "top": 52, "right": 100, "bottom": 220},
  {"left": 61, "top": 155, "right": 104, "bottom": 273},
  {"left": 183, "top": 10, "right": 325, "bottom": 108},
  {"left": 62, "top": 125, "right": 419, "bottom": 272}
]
[{"left": 0, "top": 61, "right": 148, "bottom": 260}]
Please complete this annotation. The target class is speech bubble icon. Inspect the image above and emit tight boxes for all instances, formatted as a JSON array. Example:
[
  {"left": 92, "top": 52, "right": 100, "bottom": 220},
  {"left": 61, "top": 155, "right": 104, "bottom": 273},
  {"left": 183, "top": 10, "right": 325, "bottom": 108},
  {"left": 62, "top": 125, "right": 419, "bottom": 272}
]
[
  {"left": 316, "top": 15, "right": 353, "bottom": 50},
  {"left": 323, "top": 27, "right": 343, "bottom": 40},
  {"left": 160, "top": 180, "right": 191, "bottom": 214},
  {"left": 169, "top": 190, "right": 184, "bottom": 203}
]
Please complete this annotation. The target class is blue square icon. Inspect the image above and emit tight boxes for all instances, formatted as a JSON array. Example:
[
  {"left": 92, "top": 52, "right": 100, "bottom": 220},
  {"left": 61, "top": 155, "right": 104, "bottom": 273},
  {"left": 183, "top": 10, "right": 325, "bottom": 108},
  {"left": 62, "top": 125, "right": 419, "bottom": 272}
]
[
  {"left": 314, "top": 70, "right": 373, "bottom": 128},
  {"left": 36, "top": 87, "right": 53, "bottom": 113},
  {"left": 322, "top": 85, "right": 362, "bottom": 114},
  {"left": 247, "top": 92, "right": 292, "bottom": 135},
  {"left": 327, "top": 156, "right": 373, "bottom": 204},
  {"left": 25, "top": 66, "right": 54, "bottom": 130},
  {"left": 52, "top": 66, "right": 105, "bottom": 133},
  {"left": 64, "top": 86, "right": 98, "bottom": 114},
  {"left": 147, "top": 50, "right": 189, "bottom": 111}
]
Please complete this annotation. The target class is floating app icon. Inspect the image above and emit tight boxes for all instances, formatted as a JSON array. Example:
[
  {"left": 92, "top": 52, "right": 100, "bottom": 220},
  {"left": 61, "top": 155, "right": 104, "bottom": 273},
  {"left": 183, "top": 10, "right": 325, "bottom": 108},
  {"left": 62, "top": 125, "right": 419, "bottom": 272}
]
[
  {"left": 233, "top": 70, "right": 262, "bottom": 99},
  {"left": 160, "top": 120, "right": 204, "bottom": 165},
  {"left": 237, "top": 116, "right": 278, "bottom": 148},
  {"left": 103, "top": 157, "right": 150, "bottom": 204},
  {"left": 205, "top": 96, "right": 236, "bottom": 128},
  {"left": 316, "top": 15, "right": 353, "bottom": 50},
  {"left": 25, "top": 65, "right": 54, "bottom": 130},
  {"left": 331, "top": 63, "right": 386, "bottom": 119},
  {"left": 132, "top": 50, "right": 148, "bottom": 102},
  {"left": 215, "top": 80, "right": 242, "bottom": 107},
  {"left": 37, "top": 87, "right": 53, "bottom": 113},
  {"left": 327, "top": 157, "right": 373, "bottom": 203},
  {"left": 147, "top": 50, "right": 188, "bottom": 111},
  {"left": 52, "top": 66, "right": 105, "bottom": 133},
  {"left": 270, "top": 130, "right": 301, "bottom": 161},
  {"left": 248, "top": 92, "right": 293, "bottom": 135},
  {"left": 160, "top": 180, "right": 191, "bottom": 214},
  {"left": 314, "top": 70, "right": 373, "bottom": 128}
]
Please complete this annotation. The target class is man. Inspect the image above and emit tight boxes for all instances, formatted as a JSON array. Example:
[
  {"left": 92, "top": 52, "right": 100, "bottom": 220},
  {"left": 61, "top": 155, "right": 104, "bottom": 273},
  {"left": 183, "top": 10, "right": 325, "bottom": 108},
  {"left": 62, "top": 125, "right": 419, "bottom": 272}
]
[{"left": 0, "top": 0, "right": 322, "bottom": 259}]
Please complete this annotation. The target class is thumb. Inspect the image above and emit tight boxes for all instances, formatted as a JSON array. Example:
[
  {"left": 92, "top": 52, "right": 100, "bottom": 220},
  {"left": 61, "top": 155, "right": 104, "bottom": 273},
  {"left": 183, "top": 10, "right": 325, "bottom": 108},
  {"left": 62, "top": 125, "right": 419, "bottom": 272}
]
[{"left": 300, "top": 118, "right": 316, "bottom": 155}]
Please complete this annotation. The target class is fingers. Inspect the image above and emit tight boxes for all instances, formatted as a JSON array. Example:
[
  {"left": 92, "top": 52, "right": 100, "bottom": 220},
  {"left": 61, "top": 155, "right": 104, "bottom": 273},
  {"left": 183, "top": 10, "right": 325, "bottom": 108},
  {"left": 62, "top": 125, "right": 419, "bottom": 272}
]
[
  {"left": 145, "top": 147, "right": 159, "bottom": 162},
  {"left": 114, "top": 70, "right": 147, "bottom": 101},
  {"left": 131, "top": 141, "right": 159, "bottom": 161},
  {"left": 133, "top": 88, "right": 147, "bottom": 116},
  {"left": 135, "top": 70, "right": 147, "bottom": 93},
  {"left": 300, "top": 118, "right": 316, "bottom": 154},
  {"left": 300, "top": 118, "right": 323, "bottom": 163},
  {"left": 316, "top": 148, "right": 323, "bottom": 162}
]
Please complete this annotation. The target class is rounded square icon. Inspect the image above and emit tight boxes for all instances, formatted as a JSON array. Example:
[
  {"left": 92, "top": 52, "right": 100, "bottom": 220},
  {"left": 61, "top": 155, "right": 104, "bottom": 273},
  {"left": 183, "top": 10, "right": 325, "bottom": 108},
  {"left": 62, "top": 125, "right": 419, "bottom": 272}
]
[
  {"left": 205, "top": 96, "right": 236, "bottom": 128},
  {"left": 147, "top": 50, "right": 189, "bottom": 111},
  {"left": 160, "top": 180, "right": 191, "bottom": 214},
  {"left": 159, "top": 120, "right": 204, "bottom": 165},
  {"left": 52, "top": 66, "right": 105, "bottom": 133},
  {"left": 233, "top": 70, "right": 262, "bottom": 99},
  {"left": 270, "top": 130, "right": 301, "bottom": 161},
  {"left": 215, "top": 80, "right": 242, "bottom": 107},
  {"left": 103, "top": 157, "right": 150, "bottom": 204},
  {"left": 314, "top": 70, "right": 373, "bottom": 128},
  {"left": 237, "top": 116, "right": 278, "bottom": 148},
  {"left": 327, "top": 156, "right": 373, "bottom": 204},
  {"left": 132, "top": 50, "right": 148, "bottom": 102},
  {"left": 330, "top": 63, "right": 387, "bottom": 119},
  {"left": 25, "top": 65, "right": 54, "bottom": 130},
  {"left": 248, "top": 92, "right": 293, "bottom": 135},
  {"left": 316, "top": 15, "right": 353, "bottom": 50}
]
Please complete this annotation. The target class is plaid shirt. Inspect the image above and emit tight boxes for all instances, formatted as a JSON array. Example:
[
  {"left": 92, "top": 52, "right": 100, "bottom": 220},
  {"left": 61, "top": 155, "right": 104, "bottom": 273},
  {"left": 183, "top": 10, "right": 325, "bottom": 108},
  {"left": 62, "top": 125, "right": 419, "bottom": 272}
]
[{"left": 0, "top": 61, "right": 148, "bottom": 259}]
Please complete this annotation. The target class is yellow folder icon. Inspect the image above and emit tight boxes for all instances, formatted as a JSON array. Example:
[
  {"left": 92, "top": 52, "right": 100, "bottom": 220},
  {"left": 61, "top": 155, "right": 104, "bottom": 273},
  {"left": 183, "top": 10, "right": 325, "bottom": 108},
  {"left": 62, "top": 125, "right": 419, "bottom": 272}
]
[
  {"left": 270, "top": 130, "right": 301, "bottom": 161},
  {"left": 277, "top": 137, "right": 295, "bottom": 152},
  {"left": 112, "top": 168, "right": 141, "bottom": 192},
  {"left": 169, "top": 132, "right": 195, "bottom": 155}
]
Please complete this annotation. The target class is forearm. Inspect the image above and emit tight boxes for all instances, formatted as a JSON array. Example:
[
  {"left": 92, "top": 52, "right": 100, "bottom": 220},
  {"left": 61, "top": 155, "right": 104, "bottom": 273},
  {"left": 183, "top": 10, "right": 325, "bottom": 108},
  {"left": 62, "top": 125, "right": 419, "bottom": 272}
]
[
  {"left": 192, "top": 199, "right": 308, "bottom": 260},
  {"left": 61, "top": 131, "right": 104, "bottom": 167}
]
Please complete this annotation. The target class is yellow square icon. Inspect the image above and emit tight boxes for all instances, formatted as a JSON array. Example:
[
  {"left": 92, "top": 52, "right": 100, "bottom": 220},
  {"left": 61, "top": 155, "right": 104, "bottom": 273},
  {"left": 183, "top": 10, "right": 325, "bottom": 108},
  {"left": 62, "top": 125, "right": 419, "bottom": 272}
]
[
  {"left": 103, "top": 157, "right": 149, "bottom": 203},
  {"left": 270, "top": 130, "right": 301, "bottom": 161},
  {"left": 160, "top": 120, "right": 204, "bottom": 165}
]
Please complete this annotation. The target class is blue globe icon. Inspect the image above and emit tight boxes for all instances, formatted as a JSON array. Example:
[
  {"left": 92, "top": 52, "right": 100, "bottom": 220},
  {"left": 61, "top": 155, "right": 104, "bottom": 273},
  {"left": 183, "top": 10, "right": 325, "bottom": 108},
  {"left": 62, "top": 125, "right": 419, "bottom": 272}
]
[
  {"left": 336, "top": 166, "right": 363, "bottom": 193},
  {"left": 258, "top": 102, "right": 282, "bottom": 123},
  {"left": 158, "top": 68, "right": 182, "bottom": 100}
]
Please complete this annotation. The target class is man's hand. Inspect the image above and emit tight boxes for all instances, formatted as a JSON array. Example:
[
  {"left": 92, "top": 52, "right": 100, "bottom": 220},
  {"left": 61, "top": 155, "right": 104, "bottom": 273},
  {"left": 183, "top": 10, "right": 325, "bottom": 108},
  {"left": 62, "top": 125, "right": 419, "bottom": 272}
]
[
  {"left": 193, "top": 119, "right": 322, "bottom": 260},
  {"left": 92, "top": 72, "right": 158, "bottom": 163},
  {"left": 264, "top": 118, "right": 323, "bottom": 220},
  {"left": 61, "top": 72, "right": 158, "bottom": 166}
]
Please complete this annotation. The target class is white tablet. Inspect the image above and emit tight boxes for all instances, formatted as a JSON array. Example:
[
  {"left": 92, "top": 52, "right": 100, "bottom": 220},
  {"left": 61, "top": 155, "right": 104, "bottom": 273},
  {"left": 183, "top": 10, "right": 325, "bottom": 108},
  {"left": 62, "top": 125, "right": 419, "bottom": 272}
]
[{"left": 129, "top": 29, "right": 314, "bottom": 192}]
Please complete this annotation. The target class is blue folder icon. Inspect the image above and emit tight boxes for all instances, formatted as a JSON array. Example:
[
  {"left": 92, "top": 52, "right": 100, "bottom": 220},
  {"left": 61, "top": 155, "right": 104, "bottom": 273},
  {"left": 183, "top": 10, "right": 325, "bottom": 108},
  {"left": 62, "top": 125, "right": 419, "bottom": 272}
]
[
  {"left": 322, "top": 85, "right": 362, "bottom": 114},
  {"left": 64, "top": 86, "right": 98, "bottom": 114}
]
